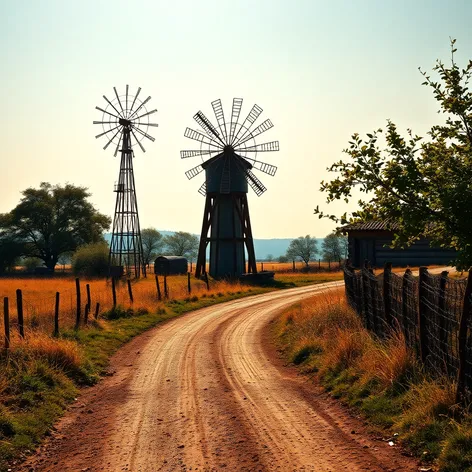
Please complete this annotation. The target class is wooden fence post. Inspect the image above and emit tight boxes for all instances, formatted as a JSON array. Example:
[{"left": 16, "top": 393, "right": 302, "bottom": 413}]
[
  {"left": 402, "top": 269, "right": 412, "bottom": 346},
  {"left": 383, "top": 262, "right": 393, "bottom": 329},
  {"left": 456, "top": 271, "right": 472, "bottom": 403},
  {"left": 187, "top": 272, "right": 191, "bottom": 295},
  {"left": 164, "top": 275, "right": 169, "bottom": 299},
  {"left": 418, "top": 267, "right": 429, "bottom": 364},
  {"left": 94, "top": 302, "right": 100, "bottom": 320},
  {"left": 16, "top": 289, "right": 24, "bottom": 339},
  {"left": 75, "top": 278, "right": 81, "bottom": 329},
  {"left": 111, "top": 278, "right": 117, "bottom": 308},
  {"left": 204, "top": 272, "right": 210, "bottom": 291},
  {"left": 155, "top": 275, "right": 162, "bottom": 301},
  {"left": 437, "top": 271, "right": 449, "bottom": 370},
  {"left": 54, "top": 292, "right": 60, "bottom": 337},
  {"left": 3, "top": 297, "right": 10, "bottom": 351},
  {"left": 292, "top": 260, "right": 295, "bottom": 272},
  {"left": 368, "top": 267, "right": 379, "bottom": 335},
  {"left": 86, "top": 284, "right": 91, "bottom": 312},
  {"left": 361, "top": 261, "right": 371, "bottom": 330},
  {"left": 127, "top": 279, "right": 134, "bottom": 304}
]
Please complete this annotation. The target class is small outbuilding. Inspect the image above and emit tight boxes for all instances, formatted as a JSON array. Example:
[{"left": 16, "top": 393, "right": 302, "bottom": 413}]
[
  {"left": 341, "top": 220, "right": 456, "bottom": 268},
  {"left": 154, "top": 256, "right": 188, "bottom": 275}
]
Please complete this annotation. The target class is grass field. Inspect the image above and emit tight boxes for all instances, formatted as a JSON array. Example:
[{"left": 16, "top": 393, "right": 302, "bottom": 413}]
[{"left": 274, "top": 290, "right": 472, "bottom": 472}]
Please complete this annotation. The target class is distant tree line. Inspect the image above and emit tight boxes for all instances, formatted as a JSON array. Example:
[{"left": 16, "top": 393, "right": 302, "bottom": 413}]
[{"left": 264, "top": 233, "right": 348, "bottom": 266}]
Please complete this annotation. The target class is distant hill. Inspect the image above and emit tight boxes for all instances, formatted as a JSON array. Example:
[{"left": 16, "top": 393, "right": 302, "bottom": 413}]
[{"left": 105, "top": 231, "right": 324, "bottom": 260}]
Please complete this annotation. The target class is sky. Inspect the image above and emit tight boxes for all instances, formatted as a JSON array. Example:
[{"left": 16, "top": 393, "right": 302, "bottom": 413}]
[{"left": 1, "top": 0, "right": 471, "bottom": 239}]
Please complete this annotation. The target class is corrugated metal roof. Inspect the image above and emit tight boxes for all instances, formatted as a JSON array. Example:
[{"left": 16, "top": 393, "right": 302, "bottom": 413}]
[{"left": 341, "top": 220, "right": 399, "bottom": 232}]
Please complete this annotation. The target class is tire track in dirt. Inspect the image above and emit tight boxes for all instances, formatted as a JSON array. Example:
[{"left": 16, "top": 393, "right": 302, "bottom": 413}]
[{"left": 19, "top": 282, "right": 418, "bottom": 472}]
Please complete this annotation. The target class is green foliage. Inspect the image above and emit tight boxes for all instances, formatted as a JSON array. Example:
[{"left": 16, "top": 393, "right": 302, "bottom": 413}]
[
  {"left": 322, "top": 232, "right": 348, "bottom": 262},
  {"left": 141, "top": 228, "right": 164, "bottom": 265},
  {"left": 163, "top": 231, "right": 199, "bottom": 260},
  {"left": 286, "top": 235, "right": 318, "bottom": 266},
  {"left": 278, "top": 255, "right": 289, "bottom": 263},
  {"left": 315, "top": 40, "right": 472, "bottom": 269},
  {"left": 72, "top": 242, "right": 109, "bottom": 277},
  {"left": 0, "top": 236, "right": 22, "bottom": 273},
  {"left": 0, "top": 182, "right": 111, "bottom": 272}
]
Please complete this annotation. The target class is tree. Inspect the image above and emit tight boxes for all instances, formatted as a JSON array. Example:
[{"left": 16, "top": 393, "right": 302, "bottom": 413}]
[
  {"left": 0, "top": 182, "right": 111, "bottom": 271},
  {"left": 141, "top": 228, "right": 164, "bottom": 266},
  {"left": 72, "top": 242, "right": 109, "bottom": 277},
  {"left": 163, "top": 231, "right": 199, "bottom": 258},
  {"left": 278, "top": 255, "right": 289, "bottom": 263},
  {"left": 315, "top": 40, "right": 472, "bottom": 269},
  {"left": 322, "top": 232, "right": 347, "bottom": 262},
  {"left": 0, "top": 235, "right": 22, "bottom": 273},
  {"left": 286, "top": 235, "right": 318, "bottom": 267},
  {"left": 266, "top": 254, "right": 274, "bottom": 262}
]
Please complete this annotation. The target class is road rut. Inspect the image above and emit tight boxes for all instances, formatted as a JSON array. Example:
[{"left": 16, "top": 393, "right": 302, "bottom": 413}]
[{"left": 21, "top": 282, "right": 418, "bottom": 471}]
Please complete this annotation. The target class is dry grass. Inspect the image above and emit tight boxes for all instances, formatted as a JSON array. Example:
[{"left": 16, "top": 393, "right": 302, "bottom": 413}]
[
  {"left": 275, "top": 289, "right": 465, "bottom": 470},
  {"left": 0, "top": 276, "right": 251, "bottom": 336}
]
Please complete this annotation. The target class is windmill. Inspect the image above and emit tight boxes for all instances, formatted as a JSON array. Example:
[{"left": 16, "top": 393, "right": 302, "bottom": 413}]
[
  {"left": 93, "top": 85, "right": 158, "bottom": 278},
  {"left": 181, "top": 98, "right": 279, "bottom": 279}
]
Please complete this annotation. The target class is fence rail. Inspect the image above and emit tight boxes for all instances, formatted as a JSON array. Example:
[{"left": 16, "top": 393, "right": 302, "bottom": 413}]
[{"left": 344, "top": 263, "right": 472, "bottom": 402}]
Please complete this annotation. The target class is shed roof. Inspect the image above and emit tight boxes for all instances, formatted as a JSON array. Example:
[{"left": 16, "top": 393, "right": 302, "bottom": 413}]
[
  {"left": 341, "top": 219, "right": 399, "bottom": 232},
  {"left": 155, "top": 255, "right": 188, "bottom": 261}
]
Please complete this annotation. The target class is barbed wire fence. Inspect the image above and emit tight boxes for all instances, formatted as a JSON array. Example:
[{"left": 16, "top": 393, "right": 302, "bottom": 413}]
[{"left": 344, "top": 262, "right": 472, "bottom": 402}]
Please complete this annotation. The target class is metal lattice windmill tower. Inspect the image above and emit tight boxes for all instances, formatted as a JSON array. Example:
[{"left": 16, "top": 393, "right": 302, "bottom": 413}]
[
  {"left": 181, "top": 98, "right": 279, "bottom": 279},
  {"left": 94, "top": 86, "right": 158, "bottom": 278}
]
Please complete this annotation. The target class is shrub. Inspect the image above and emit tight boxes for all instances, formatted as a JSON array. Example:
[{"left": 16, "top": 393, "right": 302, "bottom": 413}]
[{"left": 72, "top": 242, "right": 109, "bottom": 277}]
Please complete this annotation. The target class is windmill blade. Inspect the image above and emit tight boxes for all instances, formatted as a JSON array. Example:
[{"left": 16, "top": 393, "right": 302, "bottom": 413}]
[
  {"left": 102, "top": 94, "right": 123, "bottom": 118},
  {"left": 131, "top": 128, "right": 146, "bottom": 153},
  {"left": 194, "top": 111, "right": 225, "bottom": 145},
  {"left": 95, "top": 124, "right": 122, "bottom": 139},
  {"left": 237, "top": 141, "right": 279, "bottom": 153},
  {"left": 129, "top": 87, "right": 141, "bottom": 118},
  {"left": 125, "top": 85, "right": 129, "bottom": 115},
  {"left": 145, "top": 123, "right": 159, "bottom": 127},
  {"left": 96, "top": 106, "right": 120, "bottom": 120},
  {"left": 198, "top": 181, "right": 207, "bottom": 196},
  {"left": 211, "top": 99, "right": 228, "bottom": 143},
  {"left": 242, "top": 158, "right": 277, "bottom": 176},
  {"left": 132, "top": 125, "right": 155, "bottom": 142},
  {"left": 185, "top": 164, "right": 204, "bottom": 180},
  {"left": 233, "top": 119, "right": 273, "bottom": 147},
  {"left": 233, "top": 156, "right": 267, "bottom": 196},
  {"left": 228, "top": 98, "right": 243, "bottom": 144},
  {"left": 245, "top": 168, "right": 267, "bottom": 196},
  {"left": 232, "top": 103, "right": 263, "bottom": 145},
  {"left": 128, "top": 95, "right": 151, "bottom": 120},
  {"left": 113, "top": 87, "right": 125, "bottom": 115},
  {"left": 180, "top": 149, "right": 215, "bottom": 159},
  {"left": 113, "top": 132, "right": 123, "bottom": 157},
  {"left": 103, "top": 128, "right": 122, "bottom": 150},
  {"left": 132, "top": 109, "right": 157, "bottom": 121},
  {"left": 93, "top": 120, "right": 119, "bottom": 125},
  {"left": 184, "top": 127, "right": 222, "bottom": 148}
]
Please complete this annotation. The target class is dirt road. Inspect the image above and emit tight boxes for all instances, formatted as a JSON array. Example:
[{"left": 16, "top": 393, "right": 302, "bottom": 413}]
[{"left": 21, "top": 282, "right": 418, "bottom": 471}]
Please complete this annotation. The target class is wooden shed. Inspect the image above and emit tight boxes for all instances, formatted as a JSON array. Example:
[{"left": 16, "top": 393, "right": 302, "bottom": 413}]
[
  {"left": 154, "top": 256, "right": 188, "bottom": 275},
  {"left": 341, "top": 221, "right": 456, "bottom": 268}
]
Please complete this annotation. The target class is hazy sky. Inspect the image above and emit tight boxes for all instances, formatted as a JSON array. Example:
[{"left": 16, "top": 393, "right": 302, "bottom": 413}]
[{"left": 1, "top": 0, "right": 471, "bottom": 239}]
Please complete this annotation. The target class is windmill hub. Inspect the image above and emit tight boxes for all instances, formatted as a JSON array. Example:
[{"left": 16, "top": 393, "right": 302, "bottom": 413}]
[
  {"left": 119, "top": 118, "right": 132, "bottom": 127},
  {"left": 223, "top": 144, "right": 235, "bottom": 154}
]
